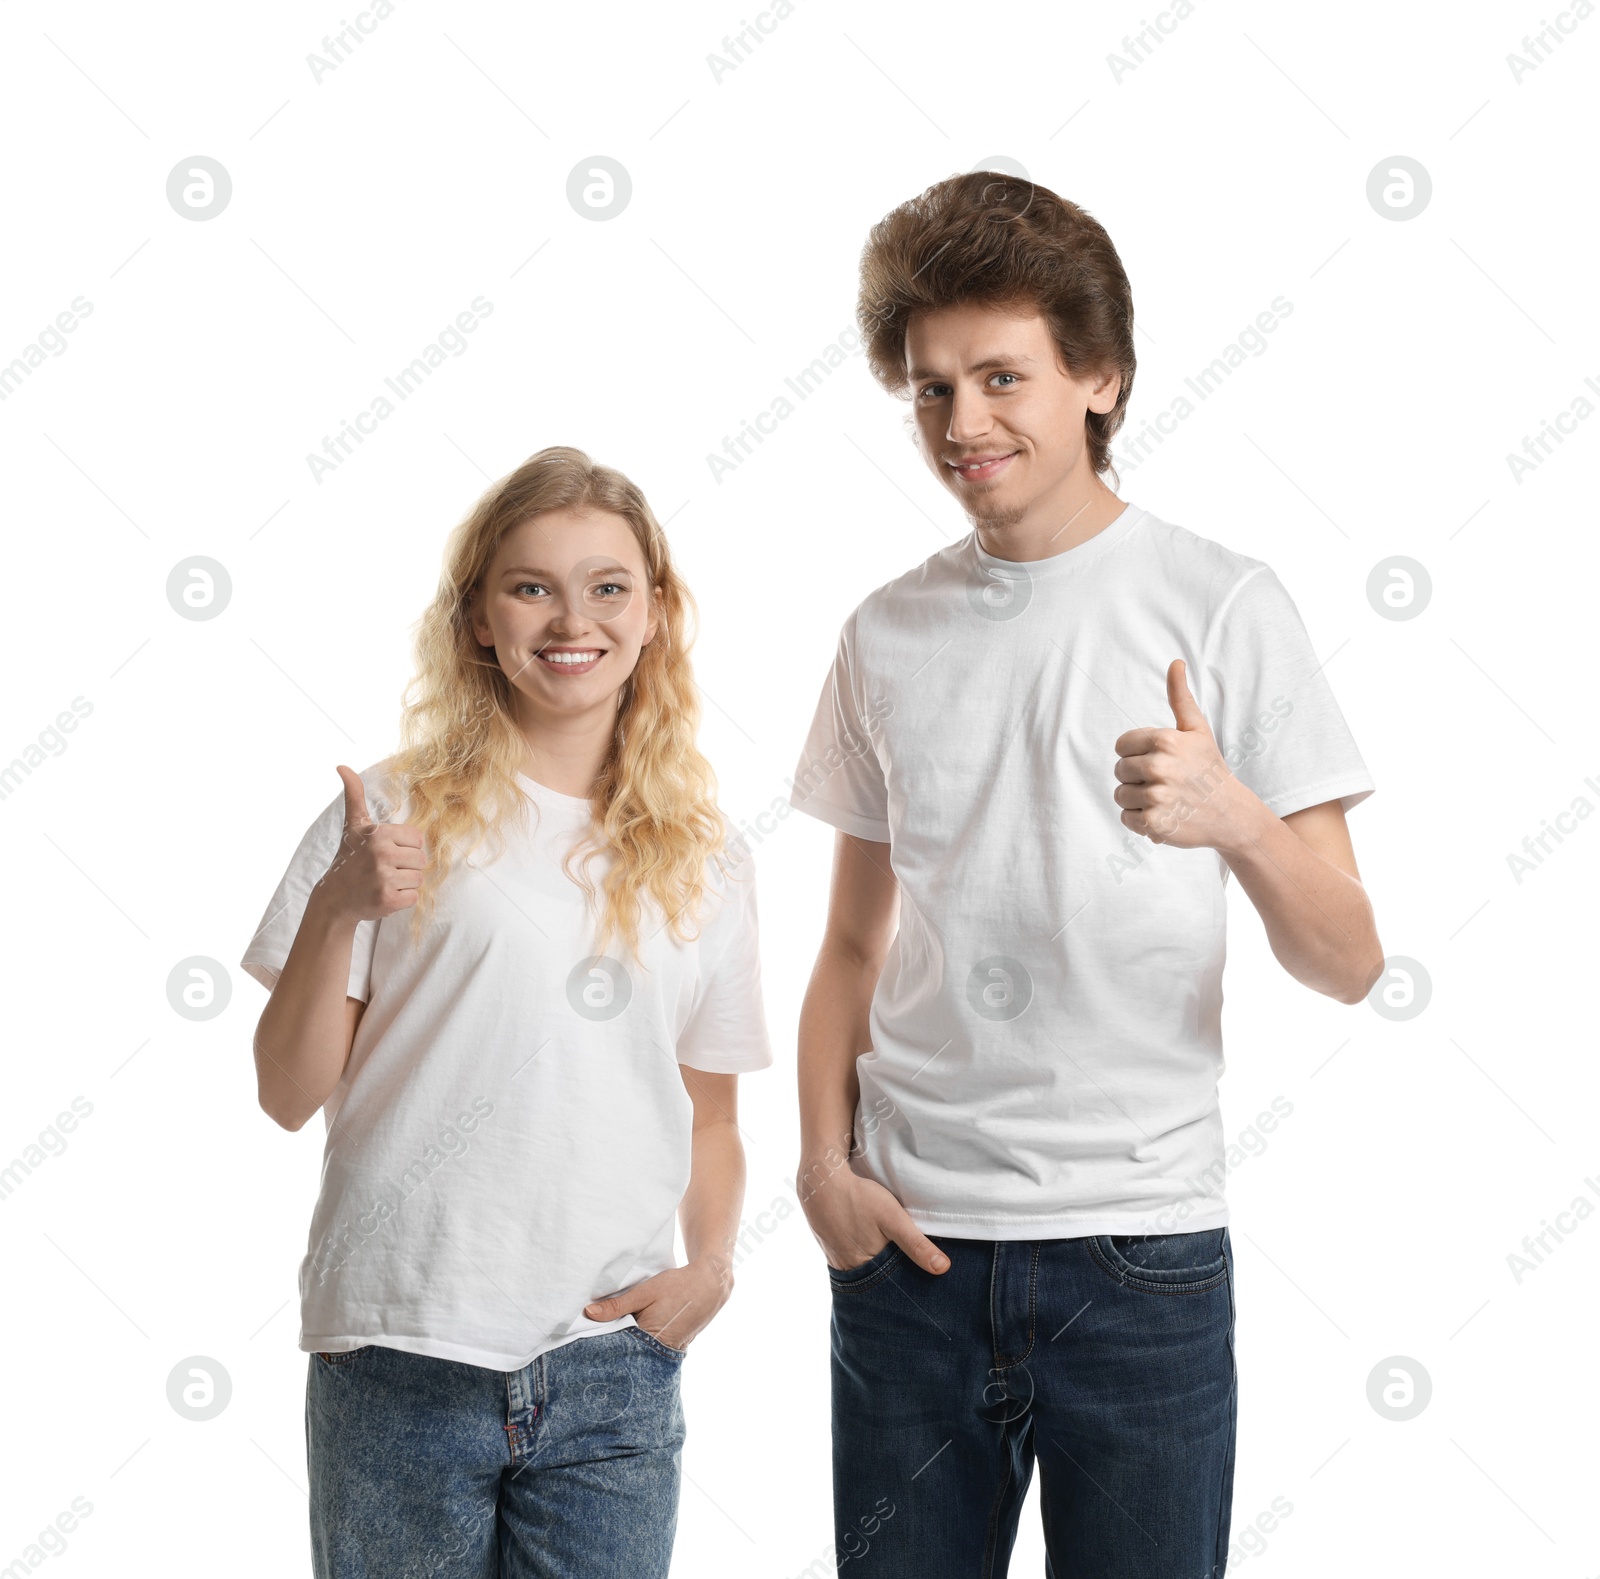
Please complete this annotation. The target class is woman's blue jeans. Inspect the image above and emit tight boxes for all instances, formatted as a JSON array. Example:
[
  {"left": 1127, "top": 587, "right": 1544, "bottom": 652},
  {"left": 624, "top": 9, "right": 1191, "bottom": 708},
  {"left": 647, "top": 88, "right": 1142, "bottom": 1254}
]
[{"left": 306, "top": 1325, "right": 685, "bottom": 1577}]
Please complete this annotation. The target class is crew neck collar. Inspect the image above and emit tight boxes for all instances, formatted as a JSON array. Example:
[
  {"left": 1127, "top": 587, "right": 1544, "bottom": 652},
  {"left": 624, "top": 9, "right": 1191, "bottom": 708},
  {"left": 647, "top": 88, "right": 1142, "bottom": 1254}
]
[
  {"left": 970, "top": 501, "right": 1145, "bottom": 578},
  {"left": 516, "top": 771, "right": 594, "bottom": 810}
]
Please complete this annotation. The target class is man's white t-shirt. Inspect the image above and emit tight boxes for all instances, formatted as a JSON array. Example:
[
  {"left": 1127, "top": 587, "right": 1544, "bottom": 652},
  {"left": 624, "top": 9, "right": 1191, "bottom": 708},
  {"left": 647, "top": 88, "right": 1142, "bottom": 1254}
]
[
  {"left": 241, "top": 763, "right": 772, "bottom": 1370},
  {"left": 789, "top": 503, "right": 1374, "bottom": 1240}
]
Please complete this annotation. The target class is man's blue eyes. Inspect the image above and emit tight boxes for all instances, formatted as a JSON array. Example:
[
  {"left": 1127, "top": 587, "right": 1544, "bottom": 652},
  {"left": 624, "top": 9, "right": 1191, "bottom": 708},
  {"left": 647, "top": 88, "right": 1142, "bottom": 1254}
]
[{"left": 917, "top": 374, "right": 1018, "bottom": 399}]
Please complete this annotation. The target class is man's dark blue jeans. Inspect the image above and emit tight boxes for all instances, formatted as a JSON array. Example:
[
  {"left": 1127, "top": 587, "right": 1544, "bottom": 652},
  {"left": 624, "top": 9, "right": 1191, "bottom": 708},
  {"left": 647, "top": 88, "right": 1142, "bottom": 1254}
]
[{"left": 829, "top": 1228, "right": 1237, "bottom": 1578}]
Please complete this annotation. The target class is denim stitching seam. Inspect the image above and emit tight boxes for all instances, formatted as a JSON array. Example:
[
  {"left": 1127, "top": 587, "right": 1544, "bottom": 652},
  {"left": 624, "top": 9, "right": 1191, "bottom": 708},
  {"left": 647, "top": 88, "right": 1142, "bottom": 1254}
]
[
  {"left": 980, "top": 1435, "right": 1017, "bottom": 1579},
  {"left": 1213, "top": 1239, "right": 1239, "bottom": 1576},
  {"left": 1086, "top": 1236, "right": 1229, "bottom": 1295},
  {"left": 989, "top": 1242, "right": 1004, "bottom": 1369}
]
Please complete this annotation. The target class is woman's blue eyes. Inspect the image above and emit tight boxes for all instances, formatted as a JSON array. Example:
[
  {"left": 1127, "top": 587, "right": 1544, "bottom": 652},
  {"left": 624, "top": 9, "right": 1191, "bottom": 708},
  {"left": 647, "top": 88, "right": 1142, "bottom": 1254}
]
[{"left": 513, "top": 582, "right": 628, "bottom": 599}]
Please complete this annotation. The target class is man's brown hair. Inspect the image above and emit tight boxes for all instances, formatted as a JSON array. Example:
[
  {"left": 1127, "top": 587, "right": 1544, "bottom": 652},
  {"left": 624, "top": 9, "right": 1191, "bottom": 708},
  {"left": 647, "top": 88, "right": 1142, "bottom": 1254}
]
[{"left": 857, "top": 172, "right": 1136, "bottom": 478}]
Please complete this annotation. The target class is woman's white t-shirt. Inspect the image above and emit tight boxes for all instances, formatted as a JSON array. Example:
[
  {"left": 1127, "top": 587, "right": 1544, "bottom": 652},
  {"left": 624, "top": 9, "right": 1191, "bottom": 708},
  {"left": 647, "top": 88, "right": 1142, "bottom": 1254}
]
[
  {"left": 789, "top": 503, "right": 1375, "bottom": 1241},
  {"left": 241, "top": 763, "right": 772, "bottom": 1370}
]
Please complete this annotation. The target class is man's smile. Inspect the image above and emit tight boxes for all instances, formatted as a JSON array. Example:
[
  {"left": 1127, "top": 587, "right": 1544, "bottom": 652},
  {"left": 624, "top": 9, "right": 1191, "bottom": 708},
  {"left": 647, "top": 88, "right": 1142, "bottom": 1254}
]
[{"left": 947, "top": 451, "right": 1019, "bottom": 483}]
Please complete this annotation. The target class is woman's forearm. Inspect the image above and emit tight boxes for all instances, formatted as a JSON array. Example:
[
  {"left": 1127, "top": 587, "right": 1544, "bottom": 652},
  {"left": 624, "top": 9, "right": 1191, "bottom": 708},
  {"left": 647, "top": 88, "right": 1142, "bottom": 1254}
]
[
  {"left": 253, "top": 885, "right": 363, "bottom": 1131},
  {"left": 679, "top": 1112, "right": 745, "bottom": 1277}
]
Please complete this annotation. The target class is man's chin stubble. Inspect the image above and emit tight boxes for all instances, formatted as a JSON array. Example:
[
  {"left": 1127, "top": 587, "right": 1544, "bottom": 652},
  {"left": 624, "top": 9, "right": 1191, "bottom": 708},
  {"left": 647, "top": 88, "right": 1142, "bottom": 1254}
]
[{"left": 964, "top": 496, "right": 1028, "bottom": 531}]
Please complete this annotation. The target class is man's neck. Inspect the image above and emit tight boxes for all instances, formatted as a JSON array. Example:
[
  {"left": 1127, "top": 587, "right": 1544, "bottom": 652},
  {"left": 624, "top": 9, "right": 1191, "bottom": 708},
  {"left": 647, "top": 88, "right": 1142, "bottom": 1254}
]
[{"left": 973, "top": 479, "right": 1127, "bottom": 564}]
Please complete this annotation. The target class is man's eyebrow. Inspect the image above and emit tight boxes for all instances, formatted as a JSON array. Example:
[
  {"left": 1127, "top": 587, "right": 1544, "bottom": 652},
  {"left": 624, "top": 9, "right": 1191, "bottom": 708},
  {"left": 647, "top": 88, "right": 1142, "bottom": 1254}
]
[{"left": 907, "top": 354, "right": 1037, "bottom": 380}]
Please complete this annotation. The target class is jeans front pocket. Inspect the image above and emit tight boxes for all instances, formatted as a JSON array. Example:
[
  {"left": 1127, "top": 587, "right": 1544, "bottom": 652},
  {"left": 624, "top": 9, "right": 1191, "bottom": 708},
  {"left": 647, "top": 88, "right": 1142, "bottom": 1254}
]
[
  {"left": 827, "top": 1241, "right": 903, "bottom": 1292},
  {"left": 1087, "top": 1228, "right": 1229, "bottom": 1294},
  {"left": 626, "top": 1323, "right": 687, "bottom": 1361},
  {"left": 314, "top": 1345, "right": 375, "bottom": 1366}
]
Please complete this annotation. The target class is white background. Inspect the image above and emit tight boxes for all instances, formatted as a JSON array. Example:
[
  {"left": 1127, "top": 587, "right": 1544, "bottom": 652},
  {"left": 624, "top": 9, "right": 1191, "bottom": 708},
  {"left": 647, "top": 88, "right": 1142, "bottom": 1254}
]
[{"left": 1, "top": 0, "right": 1596, "bottom": 1574}]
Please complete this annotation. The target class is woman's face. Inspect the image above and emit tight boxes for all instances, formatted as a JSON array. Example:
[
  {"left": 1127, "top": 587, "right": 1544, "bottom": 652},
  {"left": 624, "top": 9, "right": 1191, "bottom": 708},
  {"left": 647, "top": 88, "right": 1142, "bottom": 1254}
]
[{"left": 469, "top": 507, "right": 658, "bottom": 723}]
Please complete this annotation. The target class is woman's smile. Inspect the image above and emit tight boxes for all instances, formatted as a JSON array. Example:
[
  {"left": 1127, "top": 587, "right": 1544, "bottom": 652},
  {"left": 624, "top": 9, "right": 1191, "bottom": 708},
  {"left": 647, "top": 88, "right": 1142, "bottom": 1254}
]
[{"left": 534, "top": 645, "right": 605, "bottom": 675}]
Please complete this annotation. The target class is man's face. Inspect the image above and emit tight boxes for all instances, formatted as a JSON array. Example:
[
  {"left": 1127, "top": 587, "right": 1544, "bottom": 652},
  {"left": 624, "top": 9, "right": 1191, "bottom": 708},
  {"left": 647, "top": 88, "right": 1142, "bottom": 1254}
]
[{"left": 905, "top": 301, "right": 1120, "bottom": 533}]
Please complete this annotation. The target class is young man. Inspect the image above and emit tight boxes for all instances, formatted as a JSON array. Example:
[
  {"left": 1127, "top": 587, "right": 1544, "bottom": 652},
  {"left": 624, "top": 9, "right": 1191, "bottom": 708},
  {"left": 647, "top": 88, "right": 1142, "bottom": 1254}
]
[{"left": 790, "top": 172, "right": 1382, "bottom": 1578}]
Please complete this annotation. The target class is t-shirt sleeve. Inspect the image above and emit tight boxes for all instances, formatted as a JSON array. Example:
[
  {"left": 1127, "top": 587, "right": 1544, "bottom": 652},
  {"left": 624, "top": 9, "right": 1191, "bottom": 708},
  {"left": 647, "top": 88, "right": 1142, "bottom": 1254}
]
[
  {"left": 239, "top": 782, "right": 385, "bottom": 1003},
  {"left": 673, "top": 847, "right": 774, "bottom": 1075},
  {"left": 787, "top": 608, "right": 892, "bottom": 842},
  {"left": 1201, "top": 565, "right": 1375, "bottom": 819}
]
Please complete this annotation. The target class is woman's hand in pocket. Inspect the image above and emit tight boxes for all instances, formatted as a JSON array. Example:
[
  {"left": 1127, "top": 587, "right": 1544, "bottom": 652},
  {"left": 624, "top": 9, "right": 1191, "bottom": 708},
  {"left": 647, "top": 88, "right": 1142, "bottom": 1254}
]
[{"left": 583, "top": 1254, "right": 732, "bottom": 1352}]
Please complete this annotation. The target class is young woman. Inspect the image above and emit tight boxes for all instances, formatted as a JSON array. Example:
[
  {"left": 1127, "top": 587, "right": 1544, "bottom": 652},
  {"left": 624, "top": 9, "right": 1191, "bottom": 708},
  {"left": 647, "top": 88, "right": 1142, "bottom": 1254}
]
[{"left": 240, "top": 446, "right": 771, "bottom": 1578}]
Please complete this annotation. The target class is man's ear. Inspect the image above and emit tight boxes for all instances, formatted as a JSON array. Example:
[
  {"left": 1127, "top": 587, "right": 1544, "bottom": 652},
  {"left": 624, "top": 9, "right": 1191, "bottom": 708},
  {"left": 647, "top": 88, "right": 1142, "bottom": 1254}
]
[{"left": 1087, "top": 367, "right": 1121, "bottom": 415}]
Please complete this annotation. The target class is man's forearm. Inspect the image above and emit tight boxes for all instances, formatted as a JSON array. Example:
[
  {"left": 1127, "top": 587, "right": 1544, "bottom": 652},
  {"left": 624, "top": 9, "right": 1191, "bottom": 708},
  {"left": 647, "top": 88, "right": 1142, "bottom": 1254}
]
[
  {"left": 1215, "top": 794, "right": 1384, "bottom": 1004},
  {"left": 797, "top": 947, "right": 876, "bottom": 1201}
]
